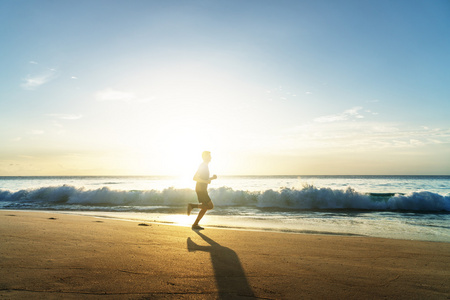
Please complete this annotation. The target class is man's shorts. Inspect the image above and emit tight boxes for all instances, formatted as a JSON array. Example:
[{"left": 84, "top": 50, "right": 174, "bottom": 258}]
[{"left": 196, "top": 190, "right": 212, "bottom": 205}]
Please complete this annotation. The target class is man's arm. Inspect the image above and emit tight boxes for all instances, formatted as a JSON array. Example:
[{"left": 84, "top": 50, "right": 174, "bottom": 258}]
[
  {"left": 193, "top": 172, "right": 211, "bottom": 184},
  {"left": 193, "top": 173, "right": 217, "bottom": 183}
]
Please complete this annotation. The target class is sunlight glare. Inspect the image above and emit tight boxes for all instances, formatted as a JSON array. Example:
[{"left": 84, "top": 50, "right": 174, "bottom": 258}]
[{"left": 148, "top": 121, "right": 210, "bottom": 177}]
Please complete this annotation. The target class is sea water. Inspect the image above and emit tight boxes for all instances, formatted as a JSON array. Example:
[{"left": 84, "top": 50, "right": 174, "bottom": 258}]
[{"left": 1, "top": 176, "right": 449, "bottom": 242}]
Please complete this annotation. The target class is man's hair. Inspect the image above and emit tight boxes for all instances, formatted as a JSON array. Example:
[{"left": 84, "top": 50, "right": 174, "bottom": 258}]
[{"left": 202, "top": 151, "right": 211, "bottom": 160}]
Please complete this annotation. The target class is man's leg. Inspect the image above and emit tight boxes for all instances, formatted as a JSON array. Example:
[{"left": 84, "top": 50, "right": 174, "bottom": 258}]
[
  {"left": 193, "top": 207, "right": 208, "bottom": 226},
  {"left": 192, "top": 201, "right": 213, "bottom": 227},
  {"left": 187, "top": 203, "right": 201, "bottom": 216},
  {"left": 188, "top": 190, "right": 208, "bottom": 216}
]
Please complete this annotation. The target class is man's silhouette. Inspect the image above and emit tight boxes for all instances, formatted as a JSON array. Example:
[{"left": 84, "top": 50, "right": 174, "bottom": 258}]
[{"left": 187, "top": 151, "right": 217, "bottom": 230}]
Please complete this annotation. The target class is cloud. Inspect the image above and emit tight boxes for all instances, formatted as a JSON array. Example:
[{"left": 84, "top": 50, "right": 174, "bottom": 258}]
[
  {"left": 47, "top": 114, "right": 83, "bottom": 120},
  {"left": 71, "top": 76, "right": 78, "bottom": 79},
  {"left": 51, "top": 121, "right": 63, "bottom": 128},
  {"left": 265, "top": 85, "right": 298, "bottom": 101},
  {"left": 21, "top": 71, "right": 56, "bottom": 90},
  {"left": 30, "top": 130, "right": 44, "bottom": 135},
  {"left": 365, "top": 109, "right": 379, "bottom": 116},
  {"left": 95, "top": 88, "right": 135, "bottom": 101},
  {"left": 21, "top": 61, "right": 58, "bottom": 90},
  {"left": 314, "top": 107, "right": 363, "bottom": 123},
  {"left": 279, "top": 120, "right": 450, "bottom": 154}
]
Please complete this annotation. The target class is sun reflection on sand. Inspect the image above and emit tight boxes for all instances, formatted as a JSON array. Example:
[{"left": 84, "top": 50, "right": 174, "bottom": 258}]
[{"left": 164, "top": 214, "right": 192, "bottom": 226}]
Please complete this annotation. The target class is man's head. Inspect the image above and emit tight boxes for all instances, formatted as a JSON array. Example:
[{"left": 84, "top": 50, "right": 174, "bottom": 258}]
[{"left": 202, "top": 151, "right": 211, "bottom": 162}]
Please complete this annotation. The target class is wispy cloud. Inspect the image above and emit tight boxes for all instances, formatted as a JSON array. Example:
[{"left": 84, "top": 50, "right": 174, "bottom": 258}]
[
  {"left": 95, "top": 88, "right": 135, "bottom": 101},
  {"left": 30, "top": 130, "right": 44, "bottom": 135},
  {"left": 21, "top": 61, "right": 58, "bottom": 90},
  {"left": 51, "top": 121, "right": 63, "bottom": 129},
  {"left": 47, "top": 114, "right": 83, "bottom": 120},
  {"left": 21, "top": 71, "right": 57, "bottom": 90},
  {"left": 278, "top": 120, "right": 450, "bottom": 154},
  {"left": 314, "top": 107, "right": 363, "bottom": 123},
  {"left": 266, "top": 85, "right": 299, "bottom": 101}
]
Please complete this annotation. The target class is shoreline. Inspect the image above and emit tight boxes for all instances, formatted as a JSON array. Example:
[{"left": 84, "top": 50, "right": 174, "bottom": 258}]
[
  {"left": 4, "top": 208, "right": 371, "bottom": 238},
  {"left": 2, "top": 210, "right": 450, "bottom": 299},
  {"left": 2, "top": 209, "right": 449, "bottom": 243}
]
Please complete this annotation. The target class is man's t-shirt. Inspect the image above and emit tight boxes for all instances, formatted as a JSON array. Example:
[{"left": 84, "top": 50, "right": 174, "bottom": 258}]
[{"left": 195, "top": 162, "right": 209, "bottom": 192}]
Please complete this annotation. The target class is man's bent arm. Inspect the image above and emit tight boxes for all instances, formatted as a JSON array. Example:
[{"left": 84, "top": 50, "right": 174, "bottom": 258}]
[{"left": 193, "top": 173, "right": 217, "bottom": 183}]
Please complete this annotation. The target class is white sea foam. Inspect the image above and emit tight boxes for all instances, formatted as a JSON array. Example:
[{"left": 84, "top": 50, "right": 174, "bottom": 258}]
[
  {"left": 387, "top": 191, "right": 450, "bottom": 211},
  {"left": 1, "top": 185, "right": 449, "bottom": 212}
]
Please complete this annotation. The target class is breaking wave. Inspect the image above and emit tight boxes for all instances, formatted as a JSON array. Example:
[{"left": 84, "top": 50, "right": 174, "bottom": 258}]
[{"left": 0, "top": 185, "right": 449, "bottom": 212}]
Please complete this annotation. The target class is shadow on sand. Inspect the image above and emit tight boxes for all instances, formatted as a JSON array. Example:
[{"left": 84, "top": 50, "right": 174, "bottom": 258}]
[{"left": 187, "top": 230, "right": 255, "bottom": 299}]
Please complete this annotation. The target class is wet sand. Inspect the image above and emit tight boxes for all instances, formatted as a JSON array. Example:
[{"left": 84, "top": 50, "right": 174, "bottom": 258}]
[{"left": 1, "top": 211, "right": 449, "bottom": 299}]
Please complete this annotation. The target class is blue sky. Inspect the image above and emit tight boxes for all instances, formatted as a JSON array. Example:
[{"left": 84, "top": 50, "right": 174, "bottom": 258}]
[{"left": 1, "top": 0, "right": 449, "bottom": 175}]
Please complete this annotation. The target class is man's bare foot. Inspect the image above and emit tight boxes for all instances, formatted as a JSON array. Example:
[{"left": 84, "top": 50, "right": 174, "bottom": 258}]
[
  {"left": 191, "top": 224, "right": 204, "bottom": 230},
  {"left": 187, "top": 204, "right": 193, "bottom": 216}
]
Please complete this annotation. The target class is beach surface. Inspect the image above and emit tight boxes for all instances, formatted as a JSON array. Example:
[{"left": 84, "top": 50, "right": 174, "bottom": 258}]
[{"left": 1, "top": 211, "right": 449, "bottom": 299}]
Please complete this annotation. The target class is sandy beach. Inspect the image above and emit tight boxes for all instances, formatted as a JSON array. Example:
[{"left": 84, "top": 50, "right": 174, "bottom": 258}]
[{"left": 1, "top": 211, "right": 449, "bottom": 299}]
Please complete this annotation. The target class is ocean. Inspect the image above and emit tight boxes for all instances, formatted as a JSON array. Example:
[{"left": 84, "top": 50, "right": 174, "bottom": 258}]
[{"left": 1, "top": 175, "right": 449, "bottom": 242}]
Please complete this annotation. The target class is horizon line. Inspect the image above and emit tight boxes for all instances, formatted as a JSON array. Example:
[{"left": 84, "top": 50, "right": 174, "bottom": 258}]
[{"left": 1, "top": 174, "right": 449, "bottom": 177}]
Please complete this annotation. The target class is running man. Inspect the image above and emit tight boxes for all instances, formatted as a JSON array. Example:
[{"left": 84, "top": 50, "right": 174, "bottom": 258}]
[{"left": 187, "top": 151, "right": 217, "bottom": 230}]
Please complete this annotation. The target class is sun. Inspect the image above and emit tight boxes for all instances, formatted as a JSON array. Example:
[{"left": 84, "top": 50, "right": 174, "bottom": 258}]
[
  {"left": 164, "top": 136, "right": 204, "bottom": 178},
  {"left": 131, "top": 118, "right": 216, "bottom": 177}
]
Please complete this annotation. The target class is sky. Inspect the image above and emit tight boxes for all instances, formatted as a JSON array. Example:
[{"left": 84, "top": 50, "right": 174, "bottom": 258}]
[{"left": 1, "top": 0, "right": 449, "bottom": 176}]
